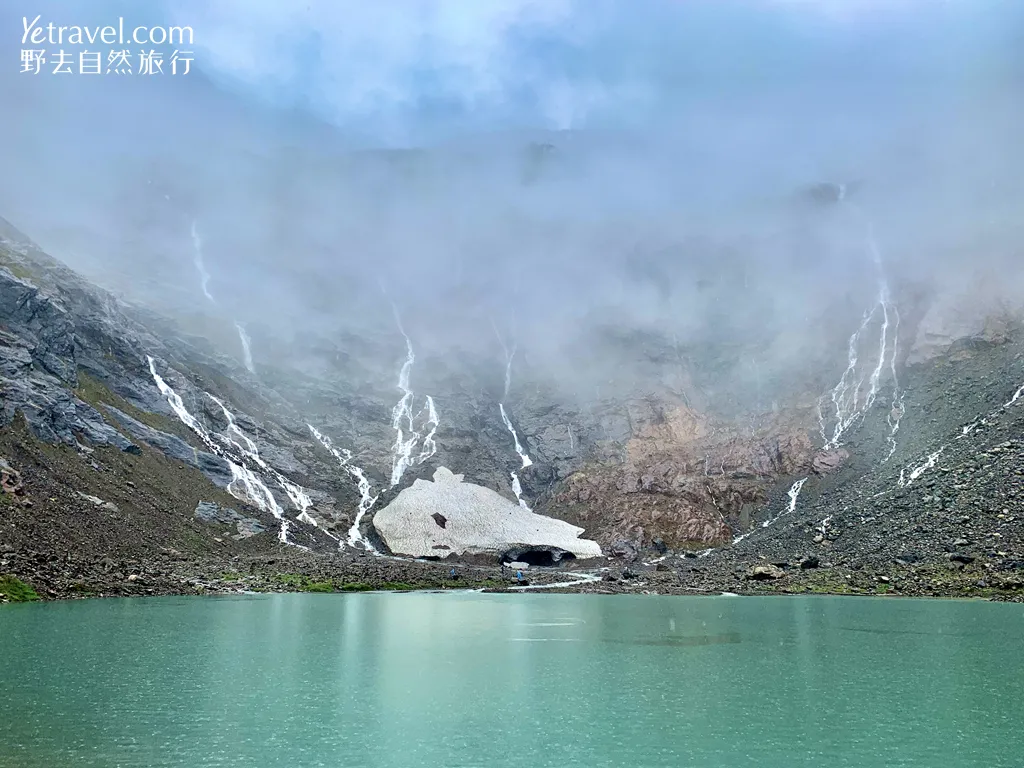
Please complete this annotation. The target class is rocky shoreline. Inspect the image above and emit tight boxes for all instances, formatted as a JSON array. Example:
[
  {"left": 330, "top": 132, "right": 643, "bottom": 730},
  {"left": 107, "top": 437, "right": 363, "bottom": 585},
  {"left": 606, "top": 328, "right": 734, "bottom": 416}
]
[
  {"left": 4, "top": 544, "right": 1022, "bottom": 603},
  {"left": 0, "top": 548, "right": 522, "bottom": 602}
]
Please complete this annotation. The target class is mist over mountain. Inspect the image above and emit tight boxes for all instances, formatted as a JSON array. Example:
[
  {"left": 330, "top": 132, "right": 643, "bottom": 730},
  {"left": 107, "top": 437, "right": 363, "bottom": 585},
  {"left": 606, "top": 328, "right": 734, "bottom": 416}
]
[
  {"left": 2, "top": 0, "right": 1024, "bottom": 580},
  {"left": 4, "top": 3, "right": 1023, "bottom": 374}
]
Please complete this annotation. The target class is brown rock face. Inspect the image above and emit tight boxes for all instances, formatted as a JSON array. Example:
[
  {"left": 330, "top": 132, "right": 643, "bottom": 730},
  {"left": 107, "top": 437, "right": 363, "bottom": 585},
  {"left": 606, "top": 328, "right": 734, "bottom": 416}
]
[
  {"left": 812, "top": 448, "right": 850, "bottom": 475},
  {"left": 548, "top": 398, "right": 815, "bottom": 550},
  {"left": 906, "top": 271, "right": 1021, "bottom": 365}
]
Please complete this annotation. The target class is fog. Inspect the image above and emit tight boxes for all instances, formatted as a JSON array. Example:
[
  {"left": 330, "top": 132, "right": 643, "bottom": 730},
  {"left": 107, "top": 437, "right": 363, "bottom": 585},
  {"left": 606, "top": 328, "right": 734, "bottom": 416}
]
[{"left": 2, "top": 0, "right": 1023, "bottom": 415}]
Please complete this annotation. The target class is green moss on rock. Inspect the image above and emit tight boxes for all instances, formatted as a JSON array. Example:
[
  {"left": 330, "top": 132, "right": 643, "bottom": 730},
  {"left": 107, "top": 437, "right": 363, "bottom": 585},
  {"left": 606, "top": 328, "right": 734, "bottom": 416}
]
[
  {"left": 0, "top": 574, "right": 40, "bottom": 602},
  {"left": 0, "top": 248, "right": 36, "bottom": 282}
]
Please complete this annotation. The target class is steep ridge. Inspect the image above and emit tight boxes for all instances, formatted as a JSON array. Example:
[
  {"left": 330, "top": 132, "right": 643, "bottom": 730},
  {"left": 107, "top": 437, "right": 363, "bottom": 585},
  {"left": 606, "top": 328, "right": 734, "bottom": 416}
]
[{"left": 0, "top": 220, "right": 351, "bottom": 553}]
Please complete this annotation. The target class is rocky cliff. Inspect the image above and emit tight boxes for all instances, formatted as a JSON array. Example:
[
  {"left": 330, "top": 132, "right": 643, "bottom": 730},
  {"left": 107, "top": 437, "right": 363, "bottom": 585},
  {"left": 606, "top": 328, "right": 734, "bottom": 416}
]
[{"left": 1, "top": 208, "right": 1023, "bottom": 599}]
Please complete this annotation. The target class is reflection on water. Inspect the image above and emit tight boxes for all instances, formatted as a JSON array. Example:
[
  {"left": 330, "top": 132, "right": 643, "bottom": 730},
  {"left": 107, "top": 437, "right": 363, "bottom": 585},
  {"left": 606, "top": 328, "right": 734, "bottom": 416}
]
[
  {"left": 1, "top": 594, "right": 1023, "bottom": 768},
  {"left": 840, "top": 626, "right": 977, "bottom": 637},
  {"left": 604, "top": 632, "right": 743, "bottom": 647}
]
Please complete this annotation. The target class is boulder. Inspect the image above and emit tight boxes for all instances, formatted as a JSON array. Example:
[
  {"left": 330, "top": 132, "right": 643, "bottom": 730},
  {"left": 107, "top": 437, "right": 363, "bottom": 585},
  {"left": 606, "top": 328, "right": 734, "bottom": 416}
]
[
  {"left": 0, "top": 457, "right": 23, "bottom": 495},
  {"left": 75, "top": 492, "right": 118, "bottom": 512},
  {"left": 746, "top": 564, "right": 785, "bottom": 580},
  {"left": 610, "top": 539, "right": 639, "bottom": 561}
]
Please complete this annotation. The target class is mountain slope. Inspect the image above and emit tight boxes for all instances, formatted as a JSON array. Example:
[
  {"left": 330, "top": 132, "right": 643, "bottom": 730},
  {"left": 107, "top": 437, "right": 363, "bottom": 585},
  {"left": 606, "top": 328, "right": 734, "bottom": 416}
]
[{"left": 1, "top": 212, "right": 1023, "bottom": 601}]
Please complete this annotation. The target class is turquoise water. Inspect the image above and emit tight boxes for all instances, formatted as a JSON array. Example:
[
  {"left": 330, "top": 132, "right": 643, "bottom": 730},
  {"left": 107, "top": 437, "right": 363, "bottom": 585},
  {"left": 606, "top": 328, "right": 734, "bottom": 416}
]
[{"left": 1, "top": 594, "right": 1022, "bottom": 767}]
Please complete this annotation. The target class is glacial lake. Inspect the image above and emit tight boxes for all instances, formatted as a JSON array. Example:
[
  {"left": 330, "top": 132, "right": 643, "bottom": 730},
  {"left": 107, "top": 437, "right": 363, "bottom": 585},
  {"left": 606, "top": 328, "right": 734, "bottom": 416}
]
[{"left": 1, "top": 593, "right": 1022, "bottom": 767}]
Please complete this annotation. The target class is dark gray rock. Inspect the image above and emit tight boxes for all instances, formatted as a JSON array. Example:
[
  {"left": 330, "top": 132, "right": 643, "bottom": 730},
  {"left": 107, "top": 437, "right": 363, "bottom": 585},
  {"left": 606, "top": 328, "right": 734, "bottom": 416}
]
[
  {"left": 0, "top": 268, "right": 76, "bottom": 383},
  {"left": 0, "top": 269, "right": 140, "bottom": 452},
  {"left": 194, "top": 501, "right": 238, "bottom": 524},
  {"left": 103, "top": 406, "right": 234, "bottom": 488},
  {"left": 194, "top": 501, "right": 267, "bottom": 538},
  {"left": 610, "top": 539, "right": 639, "bottom": 561}
]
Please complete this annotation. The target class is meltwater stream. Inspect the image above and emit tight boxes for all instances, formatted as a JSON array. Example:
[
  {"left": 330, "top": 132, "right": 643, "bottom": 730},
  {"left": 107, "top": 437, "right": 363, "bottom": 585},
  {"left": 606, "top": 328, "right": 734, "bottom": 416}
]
[{"left": 2, "top": 595, "right": 1022, "bottom": 768}]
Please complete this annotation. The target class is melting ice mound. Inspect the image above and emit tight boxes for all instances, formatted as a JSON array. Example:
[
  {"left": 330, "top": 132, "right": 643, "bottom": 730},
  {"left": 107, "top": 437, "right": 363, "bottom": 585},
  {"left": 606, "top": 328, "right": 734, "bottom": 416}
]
[{"left": 372, "top": 467, "right": 602, "bottom": 560}]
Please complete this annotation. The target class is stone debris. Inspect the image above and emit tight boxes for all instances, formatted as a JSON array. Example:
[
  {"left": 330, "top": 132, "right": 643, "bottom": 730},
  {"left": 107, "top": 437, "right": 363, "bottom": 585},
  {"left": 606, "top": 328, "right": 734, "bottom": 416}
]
[
  {"left": 1, "top": 456, "right": 23, "bottom": 495},
  {"left": 75, "top": 491, "right": 119, "bottom": 512}
]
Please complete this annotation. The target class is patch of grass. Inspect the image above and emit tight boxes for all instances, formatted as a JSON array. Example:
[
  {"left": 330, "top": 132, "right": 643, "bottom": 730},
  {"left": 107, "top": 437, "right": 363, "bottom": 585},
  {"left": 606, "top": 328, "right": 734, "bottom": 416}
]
[
  {"left": 787, "top": 571, "right": 858, "bottom": 595},
  {"left": 302, "top": 581, "right": 336, "bottom": 593},
  {"left": 474, "top": 578, "right": 504, "bottom": 589},
  {"left": 0, "top": 251, "right": 36, "bottom": 282},
  {"left": 0, "top": 574, "right": 40, "bottom": 602},
  {"left": 74, "top": 370, "right": 198, "bottom": 446},
  {"left": 273, "top": 573, "right": 307, "bottom": 586},
  {"left": 219, "top": 571, "right": 244, "bottom": 582},
  {"left": 379, "top": 582, "right": 417, "bottom": 591},
  {"left": 336, "top": 581, "right": 429, "bottom": 592},
  {"left": 271, "top": 573, "right": 336, "bottom": 592},
  {"left": 337, "top": 582, "right": 374, "bottom": 592}
]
